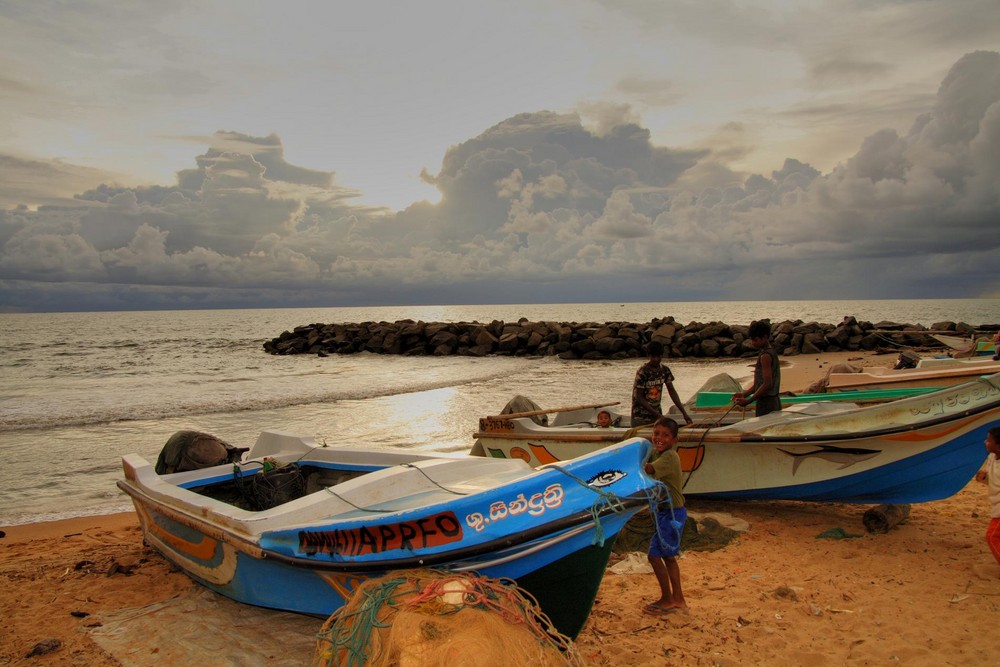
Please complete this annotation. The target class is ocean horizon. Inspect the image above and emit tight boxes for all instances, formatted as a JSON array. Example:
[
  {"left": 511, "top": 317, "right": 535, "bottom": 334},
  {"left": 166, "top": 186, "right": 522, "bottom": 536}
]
[{"left": 3, "top": 297, "right": 999, "bottom": 323}]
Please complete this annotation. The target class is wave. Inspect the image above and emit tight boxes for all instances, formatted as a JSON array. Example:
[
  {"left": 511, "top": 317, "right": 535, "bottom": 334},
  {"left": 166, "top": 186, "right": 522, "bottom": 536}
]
[
  {"left": 0, "top": 501, "right": 137, "bottom": 528},
  {"left": 0, "top": 363, "right": 534, "bottom": 432}
]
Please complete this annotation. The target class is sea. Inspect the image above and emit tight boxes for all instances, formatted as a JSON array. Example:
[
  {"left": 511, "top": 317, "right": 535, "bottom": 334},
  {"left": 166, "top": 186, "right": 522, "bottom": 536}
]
[{"left": 1, "top": 299, "right": 997, "bottom": 526}]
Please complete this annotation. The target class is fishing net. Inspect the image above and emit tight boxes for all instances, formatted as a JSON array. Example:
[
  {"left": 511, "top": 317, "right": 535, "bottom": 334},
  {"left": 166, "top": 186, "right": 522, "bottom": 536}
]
[
  {"left": 313, "top": 569, "right": 585, "bottom": 667},
  {"left": 613, "top": 507, "right": 657, "bottom": 553},
  {"left": 237, "top": 463, "right": 307, "bottom": 510},
  {"left": 613, "top": 509, "right": 737, "bottom": 553}
]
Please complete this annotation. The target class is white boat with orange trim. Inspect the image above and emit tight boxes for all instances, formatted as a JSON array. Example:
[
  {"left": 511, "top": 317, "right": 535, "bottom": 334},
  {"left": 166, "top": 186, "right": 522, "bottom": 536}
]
[{"left": 472, "top": 372, "right": 1000, "bottom": 504}]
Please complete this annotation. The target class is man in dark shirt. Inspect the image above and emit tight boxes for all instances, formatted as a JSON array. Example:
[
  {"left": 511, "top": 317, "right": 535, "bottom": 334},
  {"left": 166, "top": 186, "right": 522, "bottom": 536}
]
[
  {"left": 733, "top": 320, "right": 782, "bottom": 417},
  {"left": 631, "top": 341, "right": 692, "bottom": 427}
]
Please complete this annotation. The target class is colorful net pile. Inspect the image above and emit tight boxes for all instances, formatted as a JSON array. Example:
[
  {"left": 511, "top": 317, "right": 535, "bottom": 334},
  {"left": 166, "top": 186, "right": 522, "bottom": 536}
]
[{"left": 313, "top": 569, "right": 586, "bottom": 667}]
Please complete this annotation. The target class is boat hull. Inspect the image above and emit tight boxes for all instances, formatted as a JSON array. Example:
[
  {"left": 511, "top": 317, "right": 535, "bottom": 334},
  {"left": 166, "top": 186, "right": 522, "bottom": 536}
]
[
  {"left": 119, "top": 435, "right": 655, "bottom": 639},
  {"left": 128, "top": 495, "right": 625, "bottom": 638},
  {"left": 474, "top": 374, "right": 1000, "bottom": 504},
  {"left": 826, "top": 359, "right": 1000, "bottom": 391}
]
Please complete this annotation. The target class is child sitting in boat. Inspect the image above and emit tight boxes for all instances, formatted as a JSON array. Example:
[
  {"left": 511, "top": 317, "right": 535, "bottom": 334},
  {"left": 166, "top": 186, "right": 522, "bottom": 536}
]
[
  {"left": 596, "top": 410, "right": 612, "bottom": 427},
  {"left": 643, "top": 416, "right": 688, "bottom": 615}
]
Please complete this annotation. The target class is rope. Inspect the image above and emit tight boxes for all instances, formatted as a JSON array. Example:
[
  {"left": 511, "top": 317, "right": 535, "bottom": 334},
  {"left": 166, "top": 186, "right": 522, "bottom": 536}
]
[
  {"left": 406, "top": 575, "right": 531, "bottom": 625},
  {"left": 318, "top": 462, "right": 467, "bottom": 512},
  {"left": 321, "top": 486, "right": 392, "bottom": 513},
  {"left": 399, "top": 463, "right": 468, "bottom": 495},
  {"left": 871, "top": 332, "right": 909, "bottom": 348},
  {"left": 681, "top": 401, "right": 740, "bottom": 489},
  {"left": 643, "top": 477, "right": 680, "bottom": 550},
  {"left": 318, "top": 576, "right": 406, "bottom": 667},
  {"left": 548, "top": 463, "right": 630, "bottom": 547}
]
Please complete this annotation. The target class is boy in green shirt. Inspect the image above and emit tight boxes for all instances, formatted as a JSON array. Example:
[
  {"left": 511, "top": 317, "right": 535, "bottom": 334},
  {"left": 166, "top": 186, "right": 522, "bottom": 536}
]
[{"left": 643, "top": 416, "right": 688, "bottom": 614}]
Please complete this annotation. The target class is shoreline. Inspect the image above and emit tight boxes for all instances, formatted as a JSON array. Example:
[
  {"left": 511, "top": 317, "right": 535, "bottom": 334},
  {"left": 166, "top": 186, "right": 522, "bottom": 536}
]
[
  {"left": 0, "top": 349, "right": 889, "bottom": 535},
  {"left": 0, "top": 512, "right": 138, "bottom": 543},
  {"left": 6, "top": 347, "right": 998, "bottom": 665}
]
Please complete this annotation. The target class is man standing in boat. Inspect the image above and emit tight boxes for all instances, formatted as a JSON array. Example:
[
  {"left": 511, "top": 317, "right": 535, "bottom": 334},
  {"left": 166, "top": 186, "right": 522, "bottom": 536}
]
[
  {"left": 733, "top": 320, "right": 782, "bottom": 417},
  {"left": 631, "top": 341, "right": 692, "bottom": 427}
]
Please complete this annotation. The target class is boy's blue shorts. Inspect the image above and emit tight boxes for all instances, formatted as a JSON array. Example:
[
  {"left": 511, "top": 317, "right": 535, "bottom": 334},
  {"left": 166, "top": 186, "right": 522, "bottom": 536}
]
[{"left": 648, "top": 506, "right": 687, "bottom": 558}]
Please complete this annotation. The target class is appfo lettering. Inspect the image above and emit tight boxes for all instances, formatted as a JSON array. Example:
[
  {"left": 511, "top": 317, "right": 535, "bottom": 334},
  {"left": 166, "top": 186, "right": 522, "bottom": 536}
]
[{"left": 299, "top": 511, "right": 462, "bottom": 557}]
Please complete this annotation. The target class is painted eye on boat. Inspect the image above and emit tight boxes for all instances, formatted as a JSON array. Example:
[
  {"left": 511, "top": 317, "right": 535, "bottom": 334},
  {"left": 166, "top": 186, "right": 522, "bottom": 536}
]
[{"left": 587, "top": 470, "right": 626, "bottom": 487}]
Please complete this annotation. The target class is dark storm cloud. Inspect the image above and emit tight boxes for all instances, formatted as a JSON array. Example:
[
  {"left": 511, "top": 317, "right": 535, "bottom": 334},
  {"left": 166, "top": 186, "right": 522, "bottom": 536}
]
[{"left": 1, "top": 52, "right": 999, "bottom": 310}]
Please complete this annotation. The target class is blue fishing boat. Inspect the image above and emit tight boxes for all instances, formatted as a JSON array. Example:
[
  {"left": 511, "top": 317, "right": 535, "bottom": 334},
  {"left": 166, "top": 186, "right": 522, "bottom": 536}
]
[
  {"left": 474, "top": 372, "right": 1000, "bottom": 504},
  {"left": 117, "top": 431, "right": 658, "bottom": 639}
]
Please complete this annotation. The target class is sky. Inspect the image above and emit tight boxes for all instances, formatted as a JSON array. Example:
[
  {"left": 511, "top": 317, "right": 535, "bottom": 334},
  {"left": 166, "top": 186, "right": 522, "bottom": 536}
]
[{"left": 2, "top": 0, "right": 1000, "bottom": 312}]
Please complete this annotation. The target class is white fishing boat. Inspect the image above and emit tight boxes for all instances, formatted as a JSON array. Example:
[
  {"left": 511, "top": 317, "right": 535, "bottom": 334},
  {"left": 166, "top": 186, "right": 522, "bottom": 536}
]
[
  {"left": 824, "top": 355, "right": 1000, "bottom": 391},
  {"left": 472, "top": 372, "right": 1000, "bottom": 504},
  {"left": 931, "top": 334, "right": 996, "bottom": 358},
  {"left": 117, "top": 430, "right": 658, "bottom": 639}
]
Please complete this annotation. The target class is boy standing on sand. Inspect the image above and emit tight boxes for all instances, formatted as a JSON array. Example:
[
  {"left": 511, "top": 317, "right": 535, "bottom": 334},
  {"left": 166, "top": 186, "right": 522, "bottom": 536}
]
[
  {"left": 733, "top": 319, "right": 782, "bottom": 417},
  {"left": 643, "top": 416, "right": 688, "bottom": 615},
  {"left": 631, "top": 341, "right": 692, "bottom": 427},
  {"left": 974, "top": 426, "right": 1000, "bottom": 569}
]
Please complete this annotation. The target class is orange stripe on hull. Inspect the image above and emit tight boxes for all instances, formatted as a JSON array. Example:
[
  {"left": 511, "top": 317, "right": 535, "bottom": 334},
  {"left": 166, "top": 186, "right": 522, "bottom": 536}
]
[
  {"left": 138, "top": 503, "right": 220, "bottom": 561},
  {"left": 883, "top": 414, "right": 977, "bottom": 443}
]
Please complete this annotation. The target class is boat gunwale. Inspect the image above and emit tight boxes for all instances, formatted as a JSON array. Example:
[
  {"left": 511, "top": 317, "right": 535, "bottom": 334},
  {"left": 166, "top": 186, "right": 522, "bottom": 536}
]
[
  {"left": 706, "top": 401, "right": 999, "bottom": 444},
  {"left": 117, "top": 478, "right": 652, "bottom": 573},
  {"left": 476, "top": 374, "right": 1000, "bottom": 445},
  {"left": 475, "top": 403, "right": 998, "bottom": 445}
]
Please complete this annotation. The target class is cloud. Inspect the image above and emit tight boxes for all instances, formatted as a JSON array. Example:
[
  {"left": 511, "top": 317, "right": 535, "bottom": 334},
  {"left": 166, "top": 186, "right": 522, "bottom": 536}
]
[
  {"left": 0, "top": 154, "right": 120, "bottom": 209},
  {"left": 1, "top": 52, "right": 1000, "bottom": 310},
  {"left": 808, "top": 58, "right": 895, "bottom": 87},
  {"left": 175, "top": 132, "right": 336, "bottom": 189}
]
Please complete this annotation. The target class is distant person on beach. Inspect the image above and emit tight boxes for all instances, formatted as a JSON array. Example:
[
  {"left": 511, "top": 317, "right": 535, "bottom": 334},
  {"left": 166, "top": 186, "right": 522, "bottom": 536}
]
[
  {"left": 596, "top": 410, "right": 613, "bottom": 428},
  {"left": 733, "top": 320, "right": 782, "bottom": 417},
  {"left": 973, "top": 426, "right": 1000, "bottom": 568},
  {"left": 631, "top": 341, "right": 692, "bottom": 427},
  {"left": 643, "top": 416, "right": 688, "bottom": 615}
]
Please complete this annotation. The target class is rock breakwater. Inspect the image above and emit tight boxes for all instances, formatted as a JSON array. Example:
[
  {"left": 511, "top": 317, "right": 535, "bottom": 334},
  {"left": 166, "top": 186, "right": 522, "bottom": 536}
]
[{"left": 263, "top": 317, "right": 996, "bottom": 360}]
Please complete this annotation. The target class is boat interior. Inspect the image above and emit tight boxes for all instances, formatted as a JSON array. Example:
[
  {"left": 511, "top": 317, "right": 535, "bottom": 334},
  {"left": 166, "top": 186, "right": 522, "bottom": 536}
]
[{"left": 124, "top": 431, "right": 536, "bottom": 530}]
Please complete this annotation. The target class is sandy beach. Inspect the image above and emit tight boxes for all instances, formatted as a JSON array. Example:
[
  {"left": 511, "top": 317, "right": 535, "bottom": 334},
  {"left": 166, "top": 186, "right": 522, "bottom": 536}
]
[{"left": 3, "top": 350, "right": 999, "bottom": 666}]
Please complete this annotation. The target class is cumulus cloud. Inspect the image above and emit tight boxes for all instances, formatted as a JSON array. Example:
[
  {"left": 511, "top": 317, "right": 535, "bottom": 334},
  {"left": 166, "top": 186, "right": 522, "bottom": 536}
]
[{"left": 2, "top": 52, "right": 1000, "bottom": 310}]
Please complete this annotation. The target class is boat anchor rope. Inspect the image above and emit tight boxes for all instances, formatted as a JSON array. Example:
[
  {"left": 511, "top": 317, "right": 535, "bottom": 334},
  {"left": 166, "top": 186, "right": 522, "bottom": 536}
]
[{"left": 547, "top": 463, "right": 657, "bottom": 547}]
